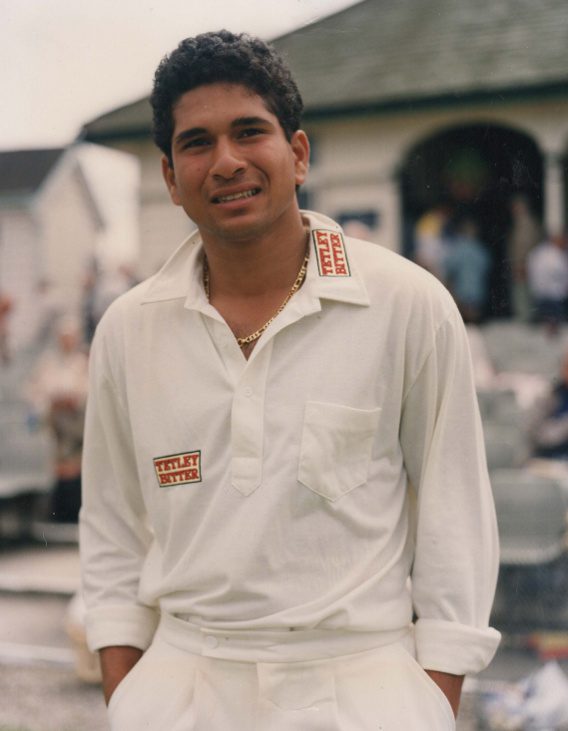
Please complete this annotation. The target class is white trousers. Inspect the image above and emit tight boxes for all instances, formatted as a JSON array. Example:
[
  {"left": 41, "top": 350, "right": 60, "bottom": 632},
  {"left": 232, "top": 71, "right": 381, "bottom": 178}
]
[{"left": 108, "top": 614, "right": 456, "bottom": 730}]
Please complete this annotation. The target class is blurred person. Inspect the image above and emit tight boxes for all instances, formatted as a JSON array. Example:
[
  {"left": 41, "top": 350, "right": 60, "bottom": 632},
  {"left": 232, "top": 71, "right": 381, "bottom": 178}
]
[
  {"left": 529, "top": 348, "right": 568, "bottom": 461},
  {"left": 527, "top": 233, "right": 568, "bottom": 336},
  {"left": 414, "top": 202, "right": 451, "bottom": 279},
  {"left": 507, "top": 194, "right": 542, "bottom": 321},
  {"left": 80, "top": 31, "right": 500, "bottom": 730},
  {"left": 0, "top": 293, "right": 13, "bottom": 365},
  {"left": 444, "top": 217, "right": 491, "bottom": 323},
  {"left": 30, "top": 279, "right": 62, "bottom": 355},
  {"left": 26, "top": 315, "right": 89, "bottom": 523},
  {"left": 341, "top": 218, "right": 374, "bottom": 241},
  {"left": 82, "top": 256, "right": 101, "bottom": 344},
  {"left": 84, "top": 261, "right": 138, "bottom": 343}
]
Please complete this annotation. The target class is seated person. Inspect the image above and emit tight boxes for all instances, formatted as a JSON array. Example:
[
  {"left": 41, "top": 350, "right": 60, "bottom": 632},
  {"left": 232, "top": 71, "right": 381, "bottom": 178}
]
[{"left": 529, "top": 350, "right": 568, "bottom": 460}]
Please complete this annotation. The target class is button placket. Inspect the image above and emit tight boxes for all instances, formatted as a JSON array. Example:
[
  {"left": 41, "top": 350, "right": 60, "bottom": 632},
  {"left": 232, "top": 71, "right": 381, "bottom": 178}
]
[
  {"left": 230, "top": 342, "right": 272, "bottom": 496},
  {"left": 202, "top": 315, "right": 247, "bottom": 384}
]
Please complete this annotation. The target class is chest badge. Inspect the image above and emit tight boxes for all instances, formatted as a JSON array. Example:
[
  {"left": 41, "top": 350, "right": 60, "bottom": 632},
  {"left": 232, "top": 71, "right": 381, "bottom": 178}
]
[
  {"left": 153, "top": 450, "right": 202, "bottom": 487},
  {"left": 313, "top": 229, "right": 351, "bottom": 277}
]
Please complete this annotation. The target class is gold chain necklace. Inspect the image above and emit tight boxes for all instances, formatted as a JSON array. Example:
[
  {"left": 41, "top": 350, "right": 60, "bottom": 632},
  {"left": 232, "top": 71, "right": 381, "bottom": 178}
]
[{"left": 203, "top": 250, "right": 309, "bottom": 348}]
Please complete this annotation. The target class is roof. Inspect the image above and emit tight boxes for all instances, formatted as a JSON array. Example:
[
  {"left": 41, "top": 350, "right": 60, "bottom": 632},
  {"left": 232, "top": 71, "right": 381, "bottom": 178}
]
[
  {"left": 276, "top": 0, "right": 568, "bottom": 114},
  {"left": 0, "top": 147, "right": 104, "bottom": 229},
  {"left": 0, "top": 148, "right": 65, "bottom": 197},
  {"left": 81, "top": 0, "right": 568, "bottom": 143}
]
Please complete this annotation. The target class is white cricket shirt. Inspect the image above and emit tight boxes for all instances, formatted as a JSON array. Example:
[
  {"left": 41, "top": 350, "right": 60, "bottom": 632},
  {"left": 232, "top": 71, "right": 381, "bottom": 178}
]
[{"left": 80, "top": 211, "right": 500, "bottom": 675}]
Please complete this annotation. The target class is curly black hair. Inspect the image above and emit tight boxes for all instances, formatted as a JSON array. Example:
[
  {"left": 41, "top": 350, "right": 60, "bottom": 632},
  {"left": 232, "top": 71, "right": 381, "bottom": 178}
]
[{"left": 150, "top": 30, "right": 304, "bottom": 164}]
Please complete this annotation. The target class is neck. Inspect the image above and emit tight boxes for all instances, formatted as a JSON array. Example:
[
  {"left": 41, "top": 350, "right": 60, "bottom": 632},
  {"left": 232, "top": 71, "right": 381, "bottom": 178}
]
[
  {"left": 201, "top": 214, "right": 310, "bottom": 358},
  {"left": 201, "top": 215, "right": 308, "bottom": 298}
]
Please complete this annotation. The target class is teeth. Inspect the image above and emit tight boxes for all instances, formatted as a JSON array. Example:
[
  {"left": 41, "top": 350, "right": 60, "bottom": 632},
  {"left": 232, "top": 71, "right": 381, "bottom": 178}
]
[{"left": 216, "top": 189, "right": 257, "bottom": 203}]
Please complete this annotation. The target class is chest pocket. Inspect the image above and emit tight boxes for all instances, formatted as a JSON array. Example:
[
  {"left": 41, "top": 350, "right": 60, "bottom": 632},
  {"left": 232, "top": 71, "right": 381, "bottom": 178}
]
[{"left": 298, "top": 401, "right": 381, "bottom": 502}]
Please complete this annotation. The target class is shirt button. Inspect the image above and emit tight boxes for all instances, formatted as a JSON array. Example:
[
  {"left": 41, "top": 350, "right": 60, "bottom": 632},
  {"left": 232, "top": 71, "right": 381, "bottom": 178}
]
[
  {"left": 204, "top": 635, "right": 218, "bottom": 649},
  {"left": 243, "top": 387, "right": 253, "bottom": 397}
]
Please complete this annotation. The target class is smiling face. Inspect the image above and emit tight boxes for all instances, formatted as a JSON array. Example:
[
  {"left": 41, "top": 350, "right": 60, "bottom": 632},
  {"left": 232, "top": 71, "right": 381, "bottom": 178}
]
[{"left": 161, "top": 83, "right": 309, "bottom": 247}]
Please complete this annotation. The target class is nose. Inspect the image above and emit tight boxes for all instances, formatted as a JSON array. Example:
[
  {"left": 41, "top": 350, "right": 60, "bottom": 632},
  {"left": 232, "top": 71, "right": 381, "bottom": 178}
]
[{"left": 210, "top": 138, "right": 246, "bottom": 180}]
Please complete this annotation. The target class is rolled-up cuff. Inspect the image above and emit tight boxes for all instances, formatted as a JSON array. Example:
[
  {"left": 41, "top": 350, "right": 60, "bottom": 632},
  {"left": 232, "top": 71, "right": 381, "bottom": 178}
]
[
  {"left": 415, "top": 618, "right": 501, "bottom": 675},
  {"left": 85, "top": 604, "right": 160, "bottom": 652}
]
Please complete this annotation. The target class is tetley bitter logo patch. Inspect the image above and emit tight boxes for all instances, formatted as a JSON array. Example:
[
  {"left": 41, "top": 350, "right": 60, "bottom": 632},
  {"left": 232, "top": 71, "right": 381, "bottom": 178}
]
[
  {"left": 313, "top": 229, "right": 351, "bottom": 277},
  {"left": 153, "top": 450, "right": 202, "bottom": 487}
]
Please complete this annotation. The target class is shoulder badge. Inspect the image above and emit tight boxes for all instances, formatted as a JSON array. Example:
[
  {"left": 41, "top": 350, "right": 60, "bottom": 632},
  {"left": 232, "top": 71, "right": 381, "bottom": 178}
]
[{"left": 312, "top": 229, "right": 351, "bottom": 277}]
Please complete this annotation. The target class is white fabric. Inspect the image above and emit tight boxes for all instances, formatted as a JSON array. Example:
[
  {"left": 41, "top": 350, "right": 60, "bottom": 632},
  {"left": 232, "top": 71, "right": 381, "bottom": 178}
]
[
  {"left": 80, "top": 210, "right": 500, "bottom": 676},
  {"left": 107, "top": 618, "right": 456, "bottom": 730}
]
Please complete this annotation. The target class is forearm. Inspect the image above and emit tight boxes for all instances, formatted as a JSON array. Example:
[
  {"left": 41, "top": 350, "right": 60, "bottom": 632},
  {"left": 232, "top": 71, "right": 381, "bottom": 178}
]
[
  {"left": 425, "top": 669, "right": 464, "bottom": 718},
  {"left": 99, "top": 645, "right": 144, "bottom": 705}
]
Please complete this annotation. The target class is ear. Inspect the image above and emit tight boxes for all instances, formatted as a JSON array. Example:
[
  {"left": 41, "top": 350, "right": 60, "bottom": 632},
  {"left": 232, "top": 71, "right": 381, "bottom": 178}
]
[
  {"left": 291, "top": 130, "right": 310, "bottom": 187},
  {"left": 161, "top": 155, "right": 182, "bottom": 206}
]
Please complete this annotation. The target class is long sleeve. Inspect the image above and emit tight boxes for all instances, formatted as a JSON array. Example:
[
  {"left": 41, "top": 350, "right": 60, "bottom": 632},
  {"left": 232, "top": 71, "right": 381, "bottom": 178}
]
[
  {"left": 400, "top": 309, "right": 501, "bottom": 675},
  {"left": 79, "top": 324, "right": 159, "bottom": 652}
]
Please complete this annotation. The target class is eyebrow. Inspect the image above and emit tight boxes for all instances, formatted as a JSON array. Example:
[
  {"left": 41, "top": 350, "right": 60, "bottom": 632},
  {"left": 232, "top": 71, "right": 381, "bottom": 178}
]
[
  {"left": 174, "top": 116, "right": 273, "bottom": 147},
  {"left": 231, "top": 116, "right": 272, "bottom": 128}
]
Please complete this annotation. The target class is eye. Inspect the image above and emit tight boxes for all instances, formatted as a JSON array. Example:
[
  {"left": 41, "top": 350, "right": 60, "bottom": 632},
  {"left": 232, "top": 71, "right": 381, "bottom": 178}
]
[
  {"left": 238, "top": 128, "right": 264, "bottom": 139},
  {"left": 181, "top": 137, "right": 210, "bottom": 150}
]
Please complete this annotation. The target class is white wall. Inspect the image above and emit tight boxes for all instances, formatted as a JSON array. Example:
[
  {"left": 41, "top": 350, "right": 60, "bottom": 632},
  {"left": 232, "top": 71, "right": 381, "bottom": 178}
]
[
  {"left": 137, "top": 144, "right": 194, "bottom": 278},
  {"left": 0, "top": 207, "right": 42, "bottom": 350},
  {"left": 36, "top": 162, "right": 100, "bottom": 319}
]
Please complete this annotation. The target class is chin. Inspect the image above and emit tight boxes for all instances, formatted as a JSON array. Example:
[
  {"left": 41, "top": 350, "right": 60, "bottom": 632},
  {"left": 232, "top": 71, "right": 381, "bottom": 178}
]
[{"left": 211, "top": 217, "right": 270, "bottom": 242}]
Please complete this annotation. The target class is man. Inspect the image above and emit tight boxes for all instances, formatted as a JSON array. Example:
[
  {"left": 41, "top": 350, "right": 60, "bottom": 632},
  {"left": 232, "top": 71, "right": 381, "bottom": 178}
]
[
  {"left": 530, "top": 348, "right": 568, "bottom": 460},
  {"left": 80, "top": 31, "right": 500, "bottom": 730},
  {"left": 527, "top": 233, "right": 568, "bottom": 336},
  {"left": 443, "top": 217, "right": 491, "bottom": 324}
]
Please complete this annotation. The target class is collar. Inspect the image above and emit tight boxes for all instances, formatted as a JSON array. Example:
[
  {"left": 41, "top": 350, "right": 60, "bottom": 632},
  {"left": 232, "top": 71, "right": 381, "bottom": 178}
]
[
  {"left": 141, "top": 210, "right": 370, "bottom": 309},
  {"left": 303, "top": 210, "right": 370, "bottom": 307},
  {"left": 142, "top": 228, "right": 206, "bottom": 307}
]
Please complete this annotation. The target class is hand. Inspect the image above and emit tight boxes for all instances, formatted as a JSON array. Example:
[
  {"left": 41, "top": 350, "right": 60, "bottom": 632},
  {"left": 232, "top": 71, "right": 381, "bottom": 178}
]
[
  {"left": 99, "top": 645, "right": 144, "bottom": 705},
  {"left": 425, "top": 669, "right": 464, "bottom": 718}
]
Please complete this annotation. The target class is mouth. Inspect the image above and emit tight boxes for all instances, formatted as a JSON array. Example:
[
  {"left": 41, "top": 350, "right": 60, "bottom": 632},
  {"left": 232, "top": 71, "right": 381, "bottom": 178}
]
[{"left": 212, "top": 188, "right": 261, "bottom": 204}]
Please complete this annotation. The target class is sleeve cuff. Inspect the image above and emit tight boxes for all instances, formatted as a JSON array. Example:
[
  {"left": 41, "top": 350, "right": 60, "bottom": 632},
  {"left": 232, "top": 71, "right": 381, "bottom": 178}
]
[
  {"left": 414, "top": 618, "right": 501, "bottom": 675},
  {"left": 85, "top": 604, "right": 160, "bottom": 652}
]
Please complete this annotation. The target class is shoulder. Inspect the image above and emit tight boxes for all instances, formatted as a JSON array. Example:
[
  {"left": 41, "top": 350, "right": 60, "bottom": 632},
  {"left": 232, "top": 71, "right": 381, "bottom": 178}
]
[
  {"left": 95, "top": 276, "right": 157, "bottom": 334},
  {"left": 305, "top": 204, "right": 458, "bottom": 330},
  {"left": 346, "top": 235, "right": 456, "bottom": 317},
  {"left": 94, "top": 233, "right": 201, "bottom": 339},
  {"left": 90, "top": 273, "right": 167, "bottom": 375},
  {"left": 343, "top": 235, "right": 466, "bottom": 365}
]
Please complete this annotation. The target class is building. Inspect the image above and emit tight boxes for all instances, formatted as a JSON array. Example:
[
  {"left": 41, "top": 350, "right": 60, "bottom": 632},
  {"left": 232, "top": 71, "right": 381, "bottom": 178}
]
[
  {"left": 0, "top": 147, "right": 103, "bottom": 352},
  {"left": 80, "top": 0, "right": 568, "bottom": 317}
]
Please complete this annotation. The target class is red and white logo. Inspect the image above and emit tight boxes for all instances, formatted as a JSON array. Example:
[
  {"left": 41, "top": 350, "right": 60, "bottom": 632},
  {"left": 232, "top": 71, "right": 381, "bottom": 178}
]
[
  {"left": 313, "top": 229, "right": 351, "bottom": 277},
  {"left": 153, "top": 450, "right": 202, "bottom": 487}
]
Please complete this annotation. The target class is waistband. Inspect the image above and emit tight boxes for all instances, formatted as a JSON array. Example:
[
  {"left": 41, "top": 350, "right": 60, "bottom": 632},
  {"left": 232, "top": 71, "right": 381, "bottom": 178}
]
[{"left": 159, "top": 613, "right": 412, "bottom": 663}]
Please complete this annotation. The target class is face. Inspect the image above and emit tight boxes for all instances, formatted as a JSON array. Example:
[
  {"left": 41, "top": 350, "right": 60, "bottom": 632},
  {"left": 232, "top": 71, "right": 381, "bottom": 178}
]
[
  {"left": 161, "top": 83, "right": 309, "bottom": 246},
  {"left": 58, "top": 329, "right": 78, "bottom": 353}
]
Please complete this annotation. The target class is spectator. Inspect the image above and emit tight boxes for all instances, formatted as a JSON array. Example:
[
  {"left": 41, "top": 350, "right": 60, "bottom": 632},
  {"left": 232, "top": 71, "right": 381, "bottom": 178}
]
[
  {"left": 529, "top": 349, "right": 568, "bottom": 461},
  {"left": 527, "top": 233, "right": 568, "bottom": 336},
  {"left": 507, "top": 195, "right": 542, "bottom": 321},
  {"left": 25, "top": 316, "right": 89, "bottom": 522},
  {"left": 0, "top": 293, "right": 13, "bottom": 365},
  {"left": 444, "top": 217, "right": 491, "bottom": 323},
  {"left": 413, "top": 203, "right": 451, "bottom": 279},
  {"left": 84, "top": 262, "right": 138, "bottom": 343}
]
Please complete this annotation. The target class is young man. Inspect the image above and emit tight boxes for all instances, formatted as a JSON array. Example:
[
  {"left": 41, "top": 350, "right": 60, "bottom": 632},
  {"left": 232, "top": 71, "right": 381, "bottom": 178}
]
[{"left": 80, "top": 31, "right": 500, "bottom": 730}]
